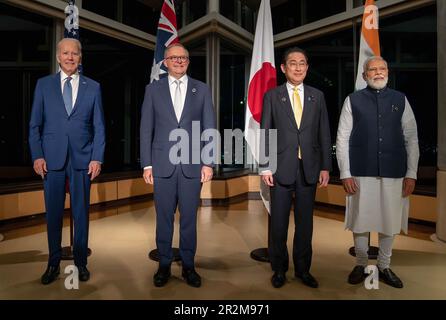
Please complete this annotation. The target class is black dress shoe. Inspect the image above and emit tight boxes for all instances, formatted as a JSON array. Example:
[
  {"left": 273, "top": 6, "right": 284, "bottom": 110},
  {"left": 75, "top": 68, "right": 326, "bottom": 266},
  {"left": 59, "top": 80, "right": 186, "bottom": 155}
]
[
  {"left": 41, "top": 265, "right": 60, "bottom": 285},
  {"left": 153, "top": 266, "right": 171, "bottom": 287},
  {"left": 295, "top": 272, "right": 319, "bottom": 288},
  {"left": 348, "top": 265, "right": 366, "bottom": 284},
  {"left": 182, "top": 268, "right": 201, "bottom": 288},
  {"left": 271, "top": 272, "right": 286, "bottom": 288},
  {"left": 78, "top": 266, "right": 90, "bottom": 282},
  {"left": 379, "top": 268, "right": 403, "bottom": 288}
]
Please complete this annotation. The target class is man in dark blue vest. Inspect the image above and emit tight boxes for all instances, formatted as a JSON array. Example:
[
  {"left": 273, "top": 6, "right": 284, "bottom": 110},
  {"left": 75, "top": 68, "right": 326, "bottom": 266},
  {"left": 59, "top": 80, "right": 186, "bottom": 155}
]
[{"left": 336, "top": 56, "right": 419, "bottom": 289}]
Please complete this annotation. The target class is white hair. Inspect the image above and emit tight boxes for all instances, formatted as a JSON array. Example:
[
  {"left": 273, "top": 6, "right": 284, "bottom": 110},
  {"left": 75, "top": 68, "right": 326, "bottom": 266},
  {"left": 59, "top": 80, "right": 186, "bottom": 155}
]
[
  {"left": 363, "top": 56, "right": 387, "bottom": 73},
  {"left": 57, "top": 38, "right": 82, "bottom": 57}
]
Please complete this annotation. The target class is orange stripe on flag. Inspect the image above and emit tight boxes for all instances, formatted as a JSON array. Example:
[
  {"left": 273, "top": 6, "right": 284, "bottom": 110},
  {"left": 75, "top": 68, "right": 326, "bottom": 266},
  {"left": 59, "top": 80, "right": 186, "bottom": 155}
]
[{"left": 362, "top": 0, "right": 380, "bottom": 56}]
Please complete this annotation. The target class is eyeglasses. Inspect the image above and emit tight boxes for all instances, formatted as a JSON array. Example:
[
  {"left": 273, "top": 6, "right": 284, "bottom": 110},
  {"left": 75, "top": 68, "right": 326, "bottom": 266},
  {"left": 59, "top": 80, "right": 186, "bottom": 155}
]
[
  {"left": 286, "top": 61, "right": 307, "bottom": 69},
  {"left": 165, "top": 56, "right": 189, "bottom": 62}
]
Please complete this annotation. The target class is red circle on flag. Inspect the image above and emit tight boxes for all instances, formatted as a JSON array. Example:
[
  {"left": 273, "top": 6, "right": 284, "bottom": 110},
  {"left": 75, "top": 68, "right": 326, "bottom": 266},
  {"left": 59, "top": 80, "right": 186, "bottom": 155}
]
[{"left": 247, "top": 62, "right": 277, "bottom": 123}]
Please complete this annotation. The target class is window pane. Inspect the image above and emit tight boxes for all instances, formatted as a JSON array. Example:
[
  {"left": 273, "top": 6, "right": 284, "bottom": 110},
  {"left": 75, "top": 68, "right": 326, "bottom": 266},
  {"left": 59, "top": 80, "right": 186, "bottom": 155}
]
[
  {"left": 220, "top": 0, "right": 255, "bottom": 33},
  {"left": 187, "top": 41, "right": 207, "bottom": 83},
  {"left": 304, "top": 0, "right": 345, "bottom": 24},
  {"left": 0, "top": 3, "right": 52, "bottom": 184},
  {"left": 80, "top": 28, "right": 152, "bottom": 173},
  {"left": 220, "top": 41, "right": 248, "bottom": 171},
  {"left": 82, "top": 0, "right": 118, "bottom": 20},
  {"left": 271, "top": 0, "right": 302, "bottom": 34},
  {"left": 176, "top": 0, "right": 207, "bottom": 29},
  {"left": 272, "top": 0, "right": 345, "bottom": 34},
  {"left": 122, "top": 0, "right": 160, "bottom": 35}
]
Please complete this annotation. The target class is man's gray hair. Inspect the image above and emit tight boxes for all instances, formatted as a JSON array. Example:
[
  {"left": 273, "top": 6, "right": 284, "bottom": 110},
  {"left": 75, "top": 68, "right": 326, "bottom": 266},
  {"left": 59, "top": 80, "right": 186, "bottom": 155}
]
[
  {"left": 56, "top": 38, "right": 82, "bottom": 56},
  {"left": 363, "top": 56, "right": 387, "bottom": 73},
  {"left": 164, "top": 42, "right": 189, "bottom": 59}
]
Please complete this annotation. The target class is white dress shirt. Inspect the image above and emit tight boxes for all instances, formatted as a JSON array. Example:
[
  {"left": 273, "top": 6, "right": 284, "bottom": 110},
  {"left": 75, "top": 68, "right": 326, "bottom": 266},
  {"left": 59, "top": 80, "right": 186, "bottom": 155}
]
[
  {"left": 60, "top": 70, "right": 80, "bottom": 108},
  {"left": 168, "top": 74, "right": 188, "bottom": 121},
  {"left": 286, "top": 82, "right": 305, "bottom": 112}
]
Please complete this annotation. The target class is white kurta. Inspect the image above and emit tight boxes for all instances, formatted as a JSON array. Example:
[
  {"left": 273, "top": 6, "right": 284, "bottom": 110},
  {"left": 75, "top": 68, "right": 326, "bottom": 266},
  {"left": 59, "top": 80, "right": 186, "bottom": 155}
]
[{"left": 336, "top": 96, "right": 419, "bottom": 236}]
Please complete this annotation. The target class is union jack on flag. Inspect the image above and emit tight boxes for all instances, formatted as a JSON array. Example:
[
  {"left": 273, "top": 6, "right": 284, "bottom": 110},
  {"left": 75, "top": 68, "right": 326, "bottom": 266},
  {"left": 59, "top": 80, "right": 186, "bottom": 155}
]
[{"left": 150, "top": 0, "right": 179, "bottom": 83}]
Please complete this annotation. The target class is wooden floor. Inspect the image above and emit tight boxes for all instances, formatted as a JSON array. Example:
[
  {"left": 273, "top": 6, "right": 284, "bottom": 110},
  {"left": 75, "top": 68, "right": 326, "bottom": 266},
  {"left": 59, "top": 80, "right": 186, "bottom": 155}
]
[{"left": 0, "top": 200, "right": 445, "bottom": 300}]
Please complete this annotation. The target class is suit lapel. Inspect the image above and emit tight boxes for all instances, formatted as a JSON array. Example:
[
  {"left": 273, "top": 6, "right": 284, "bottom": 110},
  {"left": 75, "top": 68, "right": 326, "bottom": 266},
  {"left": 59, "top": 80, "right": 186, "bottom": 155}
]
[
  {"left": 278, "top": 84, "right": 299, "bottom": 131},
  {"left": 70, "top": 75, "right": 88, "bottom": 116},
  {"left": 179, "top": 77, "right": 194, "bottom": 124},
  {"left": 300, "top": 85, "right": 314, "bottom": 131},
  {"left": 53, "top": 72, "right": 69, "bottom": 118}
]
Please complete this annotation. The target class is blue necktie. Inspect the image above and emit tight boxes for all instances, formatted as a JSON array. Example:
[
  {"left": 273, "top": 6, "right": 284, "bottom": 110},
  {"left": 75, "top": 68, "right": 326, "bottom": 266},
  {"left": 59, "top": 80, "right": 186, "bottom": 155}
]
[{"left": 63, "top": 76, "right": 73, "bottom": 115}]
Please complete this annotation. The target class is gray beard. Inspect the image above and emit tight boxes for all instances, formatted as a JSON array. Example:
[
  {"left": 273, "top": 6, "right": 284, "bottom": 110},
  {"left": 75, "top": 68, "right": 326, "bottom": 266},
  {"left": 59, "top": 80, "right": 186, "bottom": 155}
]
[{"left": 366, "top": 77, "right": 388, "bottom": 90}]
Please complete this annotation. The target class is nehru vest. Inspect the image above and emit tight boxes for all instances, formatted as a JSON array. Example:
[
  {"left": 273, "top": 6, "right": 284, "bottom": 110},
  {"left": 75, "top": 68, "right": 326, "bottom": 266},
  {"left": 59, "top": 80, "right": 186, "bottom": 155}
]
[{"left": 348, "top": 86, "right": 407, "bottom": 178}]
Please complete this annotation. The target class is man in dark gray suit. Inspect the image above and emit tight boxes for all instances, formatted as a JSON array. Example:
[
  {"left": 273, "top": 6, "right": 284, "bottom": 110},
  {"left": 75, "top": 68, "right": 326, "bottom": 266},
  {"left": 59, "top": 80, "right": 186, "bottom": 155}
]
[
  {"left": 260, "top": 47, "right": 332, "bottom": 288},
  {"left": 140, "top": 43, "right": 216, "bottom": 288}
]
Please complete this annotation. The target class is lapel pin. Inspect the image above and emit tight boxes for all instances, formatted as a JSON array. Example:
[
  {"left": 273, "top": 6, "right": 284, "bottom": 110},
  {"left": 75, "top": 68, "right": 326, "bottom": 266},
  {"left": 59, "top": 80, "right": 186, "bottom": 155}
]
[
  {"left": 391, "top": 105, "right": 398, "bottom": 112},
  {"left": 192, "top": 88, "right": 197, "bottom": 93},
  {"left": 281, "top": 97, "right": 286, "bottom": 102}
]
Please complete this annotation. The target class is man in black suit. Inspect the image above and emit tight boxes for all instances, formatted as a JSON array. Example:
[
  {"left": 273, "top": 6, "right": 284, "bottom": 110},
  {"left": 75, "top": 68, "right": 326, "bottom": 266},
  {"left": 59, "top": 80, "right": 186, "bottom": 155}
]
[{"left": 260, "top": 47, "right": 332, "bottom": 288}]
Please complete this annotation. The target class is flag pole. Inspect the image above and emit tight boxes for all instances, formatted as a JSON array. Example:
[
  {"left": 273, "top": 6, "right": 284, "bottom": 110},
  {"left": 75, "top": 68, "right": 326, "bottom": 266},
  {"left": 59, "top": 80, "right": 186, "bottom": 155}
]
[{"left": 60, "top": 0, "right": 91, "bottom": 260}]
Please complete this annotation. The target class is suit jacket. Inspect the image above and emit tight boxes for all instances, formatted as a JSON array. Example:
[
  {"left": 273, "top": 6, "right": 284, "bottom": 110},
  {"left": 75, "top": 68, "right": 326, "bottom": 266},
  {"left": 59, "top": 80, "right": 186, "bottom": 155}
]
[
  {"left": 260, "top": 83, "right": 332, "bottom": 185},
  {"left": 139, "top": 76, "right": 216, "bottom": 178},
  {"left": 29, "top": 72, "right": 106, "bottom": 170}
]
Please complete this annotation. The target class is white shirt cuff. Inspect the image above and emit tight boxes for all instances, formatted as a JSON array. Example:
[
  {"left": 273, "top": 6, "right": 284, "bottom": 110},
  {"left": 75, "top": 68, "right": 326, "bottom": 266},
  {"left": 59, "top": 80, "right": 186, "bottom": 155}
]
[{"left": 339, "top": 171, "right": 352, "bottom": 180}]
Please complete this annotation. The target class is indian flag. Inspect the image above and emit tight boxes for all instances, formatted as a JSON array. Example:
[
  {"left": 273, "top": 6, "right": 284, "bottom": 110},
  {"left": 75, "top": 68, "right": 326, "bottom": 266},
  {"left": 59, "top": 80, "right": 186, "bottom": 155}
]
[{"left": 355, "top": 0, "right": 380, "bottom": 90}]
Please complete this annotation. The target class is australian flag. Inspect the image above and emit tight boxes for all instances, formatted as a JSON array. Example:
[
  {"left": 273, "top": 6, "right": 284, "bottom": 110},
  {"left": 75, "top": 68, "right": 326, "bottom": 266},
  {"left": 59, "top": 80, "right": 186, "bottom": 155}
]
[
  {"left": 150, "top": 0, "right": 179, "bottom": 83},
  {"left": 64, "top": 0, "right": 82, "bottom": 72}
]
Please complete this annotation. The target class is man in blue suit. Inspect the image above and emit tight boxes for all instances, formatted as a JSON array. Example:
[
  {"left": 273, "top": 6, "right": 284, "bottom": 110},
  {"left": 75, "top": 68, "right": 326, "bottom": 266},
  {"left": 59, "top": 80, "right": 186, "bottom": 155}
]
[
  {"left": 29, "top": 38, "right": 105, "bottom": 284},
  {"left": 140, "top": 43, "right": 216, "bottom": 288}
]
